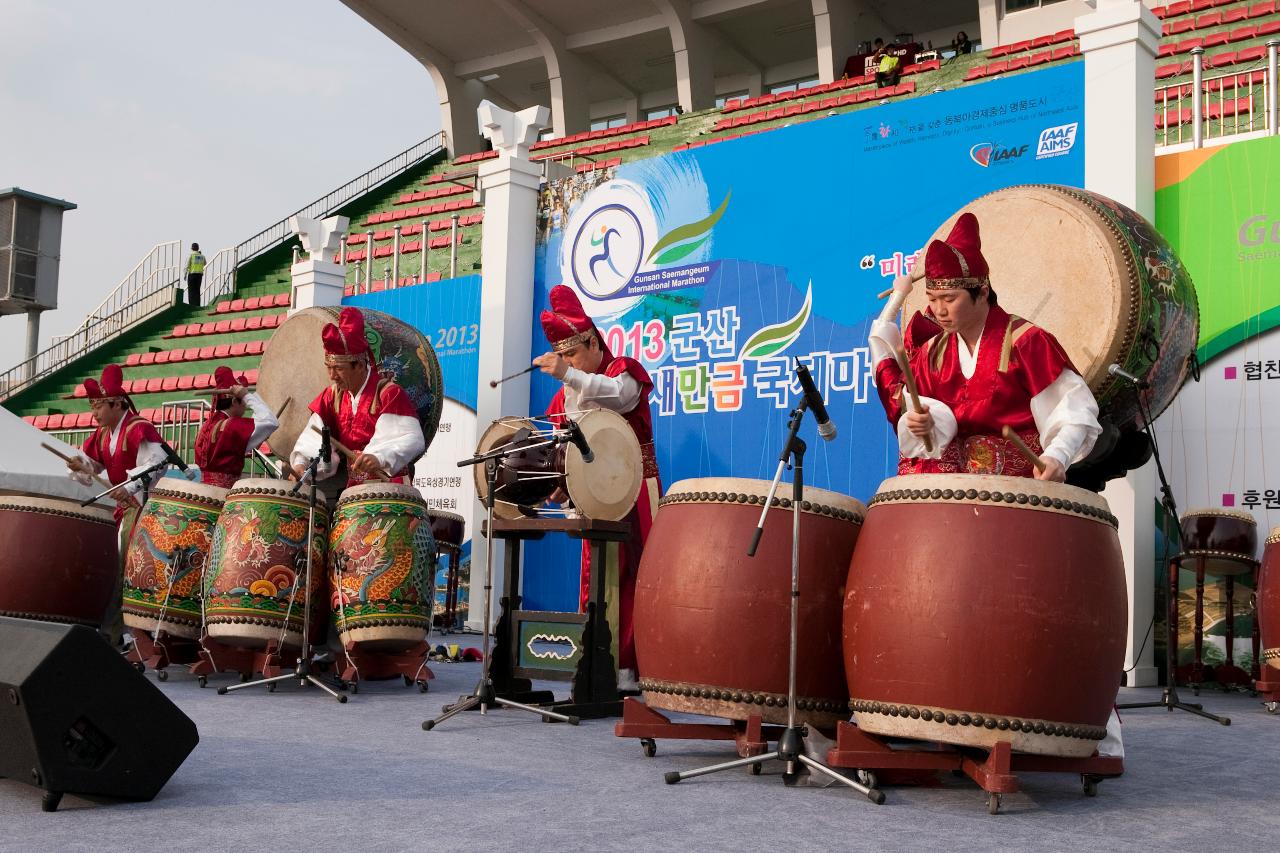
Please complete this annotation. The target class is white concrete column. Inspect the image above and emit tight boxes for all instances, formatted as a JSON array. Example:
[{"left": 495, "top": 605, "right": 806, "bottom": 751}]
[
  {"left": 288, "top": 214, "right": 350, "bottom": 313},
  {"left": 466, "top": 101, "right": 550, "bottom": 631},
  {"left": 1077, "top": 0, "right": 1163, "bottom": 688},
  {"left": 653, "top": 0, "right": 716, "bottom": 113},
  {"left": 813, "top": 0, "right": 889, "bottom": 84},
  {"left": 978, "top": 0, "right": 999, "bottom": 50}
]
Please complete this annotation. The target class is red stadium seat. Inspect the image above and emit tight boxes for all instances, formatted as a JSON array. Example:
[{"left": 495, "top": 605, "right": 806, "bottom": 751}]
[
  {"left": 1008, "top": 56, "right": 1030, "bottom": 70},
  {"left": 1195, "top": 11, "right": 1222, "bottom": 28},
  {"left": 145, "top": 378, "right": 164, "bottom": 393},
  {"left": 246, "top": 316, "right": 263, "bottom": 330},
  {"left": 77, "top": 412, "right": 95, "bottom": 428},
  {"left": 33, "top": 415, "right": 50, "bottom": 430},
  {"left": 213, "top": 344, "right": 231, "bottom": 358},
  {"left": 246, "top": 340, "right": 265, "bottom": 355},
  {"left": 1202, "top": 31, "right": 1230, "bottom": 47},
  {"left": 1052, "top": 29, "right": 1075, "bottom": 43},
  {"left": 243, "top": 296, "right": 261, "bottom": 310},
  {"left": 230, "top": 318, "right": 247, "bottom": 332},
  {"left": 1223, "top": 6, "right": 1249, "bottom": 23},
  {"left": 229, "top": 342, "right": 247, "bottom": 357},
  {"left": 214, "top": 320, "right": 232, "bottom": 334},
  {"left": 161, "top": 377, "right": 179, "bottom": 392},
  {"left": 214, "top": 301, "right": 232, "bottom": 314},
  {"left": 1259, "top": 19, "right": 1280, "bottom": 35},
  {"left": 1237, "top": 45, "right": 1268, "bottom": 61},
  {"left": 184, "top": 347, "right": 203, "bottom": 361},
  {"left": 71, "top": 383, "right": 88, "bottom": 398},
  {"left": 229, "top": 299, "right": 245, "bottom": 312},
  {"left": 1228, "top": 25, "right": 1258, "bottom": 42},
  {"left": 177, "top": 376, "right": 195, "bottom": 391},
  {"left": 194, "top": 374, "right": 213, "bottom": 389},
  {"left": 244, "top": 369, "right": 259, "bottom": 384},
  {"left": 125, "top": 352, "right": 143, "bottom": 367},
  {"left": 154, "top": 351, "right": 171, "bottom": 364},
  {"left": 1210, "top": 50, "right": 1238, "bottom": 67},
  {"left": 200, "top": 322, "right": 217, "bottom": 334},
  {"left": 170, "top": 325, "right": 187, "bottom": 338},
  {"left": 139, "top": 352, "right": 157, "bottom": 365}
]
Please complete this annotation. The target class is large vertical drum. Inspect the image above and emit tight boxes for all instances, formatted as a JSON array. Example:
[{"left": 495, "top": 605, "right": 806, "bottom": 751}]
[
  {"left": 122, "top": 480, "right": 229, "bottom": 639},
  {"left": 205, "top": 478, "right": 329, "bottom": 648},
  {"left": 1260, "top": 529, "right": 1280, "bottom": 678},
  {"left": 329, "top": 482, "right": 436, "bottom": 651},
  {"left": 908, "top": 184, "right": 1199, "bottom": 431},
  {"left": 0, "top": 495, "right": 117, "bottom": 627},
  {"left": 844, "top": 474, "right": 1127, "bottom": 757},
  {"left": 634, "top": 478, "right": 866, "bottom": 728}
]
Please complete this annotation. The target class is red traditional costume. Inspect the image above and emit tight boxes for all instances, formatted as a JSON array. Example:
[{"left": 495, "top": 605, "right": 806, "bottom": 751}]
[
  {"left": 290, "top": 307, "right": 425, "bottom": 487},
  {"left": 541, "top": 285, "right": 661, "bottom": 679},
  {"left": 194, "top": 366, "right": 280, "bottom": 489},
  {"left": 869, "top": 213, "right": 1101, "bottom": 477}
]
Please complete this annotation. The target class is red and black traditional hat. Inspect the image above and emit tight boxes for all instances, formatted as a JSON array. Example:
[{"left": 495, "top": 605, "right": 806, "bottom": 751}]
[
  {"left": 211, "top": 365, "right": 248, "bottom": 403},
  {"left": 321, "top": 307, "right": 372, "bottom": 365},
  {"left": 540, "top": 285, "right": 596, "bottom": 353},
  {"left": 83, "top": 364, "right": 135, "bottom": 411},
  {"left": 924, "top": 212, "right": 990, "bottom": 290}
]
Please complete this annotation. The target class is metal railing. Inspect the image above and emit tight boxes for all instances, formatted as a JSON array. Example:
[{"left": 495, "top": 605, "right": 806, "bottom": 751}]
[
  {"left": 1157, "top": 41, "right": 1279, "bottom": 149},
  {"left": 0, "top": 241, "right": 184, "bottom": 400},
  {"left": 201, "top": 247, "right": 239, "bottom": 305}
]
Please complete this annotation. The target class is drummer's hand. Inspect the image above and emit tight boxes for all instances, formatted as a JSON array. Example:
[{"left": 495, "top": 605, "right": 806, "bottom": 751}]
[
  {"left": 891, "top": 273, "right": 915, "bottom": 297},
  {"left": 230, "top": 384, "right": 249, "bottom": 399},
  {"left": 351, "top": 452, "right": 385, "bottom": 478},
  {"left": 1034, "top": 456, "right": 1066, "bottom": 483},
  {"left": 904, "top": 407, "right": 934, "bottom": 438},
  {"left": 67, "top": 456, "right": 87, "bottom": 473},
  {"left": 291, "top": 463, "right": 306, "bottom": 481},
  {"left": 532, "top": 351, "right": 568, "bottom": 380},
  {"left": 108, "top": 486, "right": 130, "bottom": 503},
  {"left": 548, "top": 487, "right": 569, "bottom": 505}
]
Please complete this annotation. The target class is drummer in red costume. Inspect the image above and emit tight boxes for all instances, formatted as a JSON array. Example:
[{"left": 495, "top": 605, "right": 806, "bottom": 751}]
[
  {"left": 194, "top": 366, "right": 280, "bottom": 488},
  {"left": 869, "top": 213, "right": 1101, "bottom": 482},
  {"left": 289, "top": 307, "right": 425, "bottom": 485},
  {"left": 65, "top": 363, "right": 168, "bottom": 643},
  {"left": 532, "top": 284, "right": 661, "bottom": 691}
]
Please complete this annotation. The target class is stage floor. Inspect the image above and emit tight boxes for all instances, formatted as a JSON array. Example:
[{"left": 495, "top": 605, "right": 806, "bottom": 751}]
[{"left": 1, "top": 650, "right": 1276, "bottom": 852}]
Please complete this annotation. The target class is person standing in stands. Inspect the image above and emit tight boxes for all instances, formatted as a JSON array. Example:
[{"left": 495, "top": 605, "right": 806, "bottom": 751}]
[
  {"left": 194, "top": 366, "right": 280, "bottom": 488},
  {"left": 185, "top": 242, "right": 206, "bottom": 307}
]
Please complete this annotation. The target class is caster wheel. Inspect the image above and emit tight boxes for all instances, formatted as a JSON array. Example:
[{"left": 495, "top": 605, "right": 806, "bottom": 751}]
[
  {"left": 267, "top": 683, "right": 277, "bottom": 693},
  {"left": 216, "top": 686, "right": 229, "bottom": 695},
  {"left": 418, "top": 682, "right": 429, "bottom": 694},
  {"left": 856, "top": 770, "right": 878, "bottom": 790},
  {"left": 338, "top": 694, "right": 348, "bottom": 704},
  {"left": 1265, "top": 701, "right": 1279, "bottom": 715},
  {"left": 197, "top": 675, "right": 208, "bottom": 688},
  {"left": 240, "top": 673, "right": 250, "bottom": 683},
  {"left": 750, "top": 762, "right": 762, "bottom": 776},
  {"left": 351, "top": 683, "right": 359, "bottom": 695},
  {"left": 1192, "top": 686, "right": 1200, "bottom": 696},
  {"left": 156, "top": 670, "right": 169, "bottom": 682},
  {"left": 422, "top": 720, "right": 435, "bottom": 731},
  {"left": 640, "top": 738, "right": 657, "bottom": 758},
  {"left": 133, "top": 662, "right": 145, "bottom": 673},
  {"left": 987, "top": 793, "right": 1002, "bottom": 815},
  {"left": 1081, "top": 775, "right": 1099, "bottom": 797},
  {"left": 403, "top": 675, "right": 413, "bottom": 687}
]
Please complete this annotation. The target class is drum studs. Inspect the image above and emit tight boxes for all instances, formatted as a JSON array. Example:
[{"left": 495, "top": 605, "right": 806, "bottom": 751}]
[
  {"left": 942, "top": 714, "right": 955, "bottom": 725},
  {"left": 1033, "top": 722, "right": 1045, "bottom": 733},
  {"left": 958, "top": 714, "right": 971, "bottom": 725},
  {"left": 977, "top": 491, "right": 989, "bottom": 501},
  {"left": 764, "top": 696, "right": 776, "bottom": 707},
  {"left": 1028, "top": 495, "right": 1040, "bottom": 506},
  {"left": 908, "top": 707, "right": 920, "bottom": 719},
  {"left": 930, "top": 489, "right": 942, "bottom": 499},
  {"left": 1016, "top": 494, "right": 1028, "bottom": 505},
  {"left": 1003, "top": 492, "right": 1016, "bottom": 503},
  {"left": 997, "top": 719, "right": 1010, "bottom": 730}
]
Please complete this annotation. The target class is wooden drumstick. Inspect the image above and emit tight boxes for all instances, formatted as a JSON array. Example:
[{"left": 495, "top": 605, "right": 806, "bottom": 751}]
[
  {"left": 895, "top": 351, "right": 933, "bottom": 454},
  {"left": 877, "top": 252, "right": 928, "bottom": 299},
  {"left": 1002, "top": 425, "right": 1047, "bottom": 473},
  {"left": 191, "top": 384, "right": 257, "bottom": 397},
  {"left": 489, "top": 365, "right": 536, "bottom": 388},
  {"left": 310, "top": 425, "right": 391, "bottom": 480}
]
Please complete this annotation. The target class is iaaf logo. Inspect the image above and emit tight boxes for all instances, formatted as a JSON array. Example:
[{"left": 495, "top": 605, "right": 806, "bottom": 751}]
[
  {"left": 1036, "top": 122, "right": 1078, "bottom": 159},
  {"left": 969, "top": 141, "right": 1029, "bottom": 167}
]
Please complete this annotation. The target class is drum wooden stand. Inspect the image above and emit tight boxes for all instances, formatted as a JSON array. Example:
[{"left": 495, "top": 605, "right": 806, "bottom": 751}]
[
  {"left": 1170, "top": 553, "right": 1261, "bottom": 692},
  {"left": 188, "top": 636, "right": 300, "bottom": 687},
  {"left": 336, "top": 641, "right": 435, "bottom": 693},
  {"left": 435, "top": 542, "right": 464, "bottom": 633},
  {"left": 614, "top": 698, "right": 785, "bottom": 763},
  {"left": 126, "top": 630, "right": 201, "bottom": 679},
  {"left": 825, "top": 724, "right": 1124, "bottom": 815}
]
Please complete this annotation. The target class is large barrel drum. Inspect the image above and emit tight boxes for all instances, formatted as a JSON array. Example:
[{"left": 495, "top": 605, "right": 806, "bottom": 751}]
[
  {"left": 1261, "top": 528, "right": 1280, "bottom": 677},
  {"left": 123, "top": 480, "right": 228, "bottom": 639},
  {"left": 257, "top": 306, "right": 444, "bottom": 465},
  {"left": 634, "top": 477, "right": 865, "bottom": 729},
  {"left": 908, "top": 184, "right": 1199, "bottom": 431},
  {"left": 0, "top": 496, "right": 117, "bottom": 627},
  {"left": 844, "top": 474, "right": 1127, "bottom": 757}
]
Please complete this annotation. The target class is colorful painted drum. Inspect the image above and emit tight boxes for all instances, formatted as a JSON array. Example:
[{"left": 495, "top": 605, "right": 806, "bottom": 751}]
[
  {"left": 0, "top": 495, "right": 117, "bottom": 627},
  {"left": 908, "top": 185, "right": 1199, "bottom": 431},
  {"left": 634, "top": 477, "right": 866, "bottom": 728},
  {"left": 205, "top": 478, "right": 329, "bottom": 648},
  {"left": 1260, "top": 528, "right": 1280, "bottom": 675},
  {"left": 257, "top": 306, "right": 444, "bottom": 462},
  {"left": 122, "top": 480, "right": 229, "bottom": 639},
  {"left": 1179, "top": 508, "right": 1259, "bottom": 576},
  {"left": 329, "top": 483, "right": 436, "bottom": 651},
  {"left": 844, "top": 474, "right": 1127, "bottom": 757}
]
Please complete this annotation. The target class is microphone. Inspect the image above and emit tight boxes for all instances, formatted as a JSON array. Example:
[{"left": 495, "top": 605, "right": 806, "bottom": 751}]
[
  {"left": 795, "top": 359, "right": 836, "bottom": 441},
  {"left": 1107, "top": 363, "right": 1150, "bottom": 390},
  {"left": 563, "top": 418, "right": 594, "bottom": 463},
  {"left": 290, "top": 427, "right": 330, "bottom": 496},
  {"left": 158, "top": 438, "right": 196, "bottom": 479},
  {"left": 318, "top": 426, "right": 331, "bottom": 466}
]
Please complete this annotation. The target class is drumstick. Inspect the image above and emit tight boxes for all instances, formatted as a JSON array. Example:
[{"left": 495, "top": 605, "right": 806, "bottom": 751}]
[
  {"left": 876, "top": 253, "right": 927, "bottom": 299},
  {"left": 489, "top": 365, "right": 536, "bottom": 388},
  {"left": 1002, "top": 425, "right": 1047, "bottom": 473},
  {"left": 895, "top": 351, "right": 933, "bottom": 454},
  {"left": 310, "top": 425, "right": 391, "bottom": 480},
  {"left": 42, "top": 442, "right": 139, "bottom": 506},
  {"left": 190, "top": 384, "right": 258, "bottom": 397}
]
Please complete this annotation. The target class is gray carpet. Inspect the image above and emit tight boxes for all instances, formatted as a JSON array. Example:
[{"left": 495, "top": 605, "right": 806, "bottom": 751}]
[{"left": 2, "top": 656, "right": 1277, "bottom": 852}]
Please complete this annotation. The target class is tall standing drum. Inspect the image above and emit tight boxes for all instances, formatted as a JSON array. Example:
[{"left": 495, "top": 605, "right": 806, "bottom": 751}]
[
  {"left": 844, "top": 474, "right": 1127, "bottom": 758},
  {"left": 634, "top": 478, "right": 865, "bottom": 729},
  {"left": 256, "top": 306, "right": 444, "bottom": 463},
  {"left": 123, "top": 480, "right": 229, "bottom": 639},
  {"left": 1260, "top": 529, "right": 1280, "bottom": 677},
  {"left": 0, "top": 496, "right": 117, "bottom": 628},
  {"left": 907, "top": 185, "right": 1199, "bottom": 431},
  {"left": 329, "top": 482, "right": 436, "bottom": 651},
  {"left": 205, "top": 478, "right": 329, "bottom": 648}
]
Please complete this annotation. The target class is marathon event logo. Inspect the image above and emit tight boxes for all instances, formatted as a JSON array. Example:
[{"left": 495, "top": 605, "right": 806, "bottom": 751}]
[
  {"left": 564, "top": 176, "right": 728, "bottom": 300},
  {"left": 1035, "top": 122, "right": 1078, "bottom": 159},
  {"left": 969, "top": 141, "right": 1029, "bottom": 168}
]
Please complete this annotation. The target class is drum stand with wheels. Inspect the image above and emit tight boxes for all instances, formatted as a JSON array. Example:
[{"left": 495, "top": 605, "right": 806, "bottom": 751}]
[
  {"left": 217, "top": 440, "right": 348, "bottom": 703},
  {"left": 662, "top": 398, "right": 882, "bottom": 804},
  {"left": 423, "top": 444, "right": 580, "bottom": 730}
]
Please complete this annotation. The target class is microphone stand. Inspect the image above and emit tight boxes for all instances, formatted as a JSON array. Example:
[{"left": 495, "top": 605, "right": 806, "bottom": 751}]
[
  {"left": 218, "top": 435, "right": 348, "bottom": 703},
  {"left": 662, "top": 398, "right": 883, "bottom": 804},
  {"left": 1117, "top": 387, "right": 1229, "bottom": 724},
  {"left": 423, "top": 436, "right": 581, "bottom": 730}
]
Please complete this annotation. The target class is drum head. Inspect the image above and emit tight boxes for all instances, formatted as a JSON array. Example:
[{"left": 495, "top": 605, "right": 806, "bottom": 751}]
[
  {"left": 472, "top": 418, "right": 540, "bottom": 520},
  {"left": 258, "top": 307, "right": 444, "bottom": 464},
  {"left": 564, "top": 409, "right": 642, "bottom": 522}
]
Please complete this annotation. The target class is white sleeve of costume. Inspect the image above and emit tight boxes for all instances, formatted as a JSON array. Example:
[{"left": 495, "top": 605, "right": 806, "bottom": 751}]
[
  {"left": 895, "top": 395, "right": 957, "bottom": 459},
  {"left": 124, "top": 440, "right": 169, "bottom": 497},
  {"left": 1030, "top": 369, "right": 1102, "bottom": 469},
  {"left": 363, "top": 414, "right": 426, "bottom": 474},
  {"left": 867, "top": 291, "right": 908, "bottom": 367},
  {"left": 242, "top": 391, "right": 279, "bottom": 453},
  {"left": 562, "top": 366, "right": 642, "bottom": 413},
  {"left": 290, "top": 412, "right": 340, "bottom": 479}
]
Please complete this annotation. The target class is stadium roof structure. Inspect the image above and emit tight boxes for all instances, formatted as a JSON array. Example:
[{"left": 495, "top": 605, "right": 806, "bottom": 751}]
[{"left": 341, "top": 0, "right": 1002, "bottom": 152}]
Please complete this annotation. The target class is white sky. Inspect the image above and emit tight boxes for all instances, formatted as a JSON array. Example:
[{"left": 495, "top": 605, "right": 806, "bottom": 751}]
[{"left": 0, "top": 0, "right": 440, "bottom": 373}]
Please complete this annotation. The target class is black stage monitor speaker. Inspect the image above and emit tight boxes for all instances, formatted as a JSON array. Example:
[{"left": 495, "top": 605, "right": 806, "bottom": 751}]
[{"left": 0, "top": 616, "right": 199, "bottom": 812}]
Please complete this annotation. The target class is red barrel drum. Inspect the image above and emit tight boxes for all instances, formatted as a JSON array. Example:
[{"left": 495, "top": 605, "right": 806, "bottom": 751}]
[
  {"left": 634, "top": 477, "right": 866, "bottom": 728},
  {"left": 1180, "top": 508, "right": 1258, "bottom": 576},
  {"left": 0, "top": 495, "right": 118, "bottom": 628},
  {"left": 1260, "top": 528, "right": 1280, "bottom": 678},
  {"left": 844, "top": 474, "right": 1127, "bottom": 757}
]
